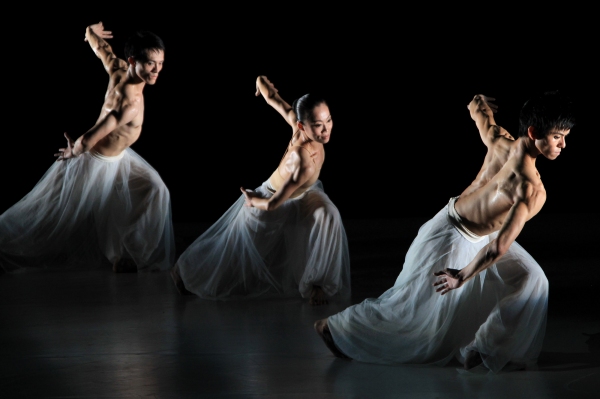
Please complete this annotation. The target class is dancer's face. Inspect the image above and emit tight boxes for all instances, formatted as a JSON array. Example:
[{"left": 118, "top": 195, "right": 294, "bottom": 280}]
[
  {"left": 300, "top": 103, "right": 333, "bottom": 144},
  {"left": 534, "top": 128, "right": 569, "bottom": 160},
  {"left": 133, "top": 49, "right": 165, "bottom": 85}
]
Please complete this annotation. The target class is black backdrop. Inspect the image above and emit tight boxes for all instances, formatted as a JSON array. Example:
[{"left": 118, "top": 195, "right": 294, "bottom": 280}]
[{"left": 3, "top": 7, "right": 596, "bottom": 224}]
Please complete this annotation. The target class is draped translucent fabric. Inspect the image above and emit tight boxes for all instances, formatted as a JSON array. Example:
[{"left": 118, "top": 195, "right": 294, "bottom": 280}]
[
  {"left": 176, "top": 180, "right": 351, "bottom": 301},
  {"left": 328, "top": 199, "right": 548, "bottom": 373},
  {"left": 0, "top": 149, "right": 175, "bottom": 273}
]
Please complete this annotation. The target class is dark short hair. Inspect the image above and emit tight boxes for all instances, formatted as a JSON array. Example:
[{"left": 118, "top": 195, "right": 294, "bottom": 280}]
[
  {"left": 124, "top": 30, "right": 165, "bottom": 62},
  {"left": 518, "top": 90, "right": 575, "bottom": 137},
  {"left": 292, "top": 93, "right": 328, "bottom": 124}
]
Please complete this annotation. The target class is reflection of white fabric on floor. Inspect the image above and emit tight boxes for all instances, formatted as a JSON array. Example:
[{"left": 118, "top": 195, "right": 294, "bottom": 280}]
[
  {"left": 0, "top": 148, "right": 175, "bottom": 273},
  {"left": 327, "top": 197, "right": 548, "bottom": 373},
  {"left": 175, "top": 179, "right": 351, "bottom": 301}
]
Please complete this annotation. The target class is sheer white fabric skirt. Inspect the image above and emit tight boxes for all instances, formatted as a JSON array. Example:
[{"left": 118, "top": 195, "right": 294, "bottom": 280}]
[
  {"left": 176, "top": 180, "right": 351, "bottom": 301},
  {"left": 0, "top": 149, "right": 175, "bottom": 272},
  {"left": 327, "top": 198, "right": 548, "bottom": 373}
]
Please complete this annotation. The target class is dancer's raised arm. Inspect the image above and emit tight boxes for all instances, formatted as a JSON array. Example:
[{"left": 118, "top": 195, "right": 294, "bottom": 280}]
[
  {"left": 84, "top": 21, "right": 128, "bottom": 74},
  {"left": 255, "top": 75, "right": 296, "bottom": 128},
  {"left": 468, "top": 94, "right": 514, "bottom": 146}
]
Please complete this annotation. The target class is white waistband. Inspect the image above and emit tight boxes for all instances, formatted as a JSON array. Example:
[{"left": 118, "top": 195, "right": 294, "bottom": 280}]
[
  {"left": 447, "top": 196, "right": 486, "bottom": 243},
  {"left": 90, "top": 150, "right": 126, "bottom": 162}
]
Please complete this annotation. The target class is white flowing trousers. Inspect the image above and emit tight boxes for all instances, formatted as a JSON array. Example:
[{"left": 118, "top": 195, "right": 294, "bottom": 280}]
[
  {"left": 0, "top": 149, "right": 175, "bottom": 272},
  {"left": 327, "top": 199, "right": 548, "bottom": 373},
  {"left": 176, "top": 180, "right": 351, "bottom": 301}
]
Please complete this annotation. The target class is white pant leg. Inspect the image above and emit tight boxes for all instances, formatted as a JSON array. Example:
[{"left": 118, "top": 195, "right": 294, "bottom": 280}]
[{"left": 464, "top": 239, "right": 549, "bottom": 372}]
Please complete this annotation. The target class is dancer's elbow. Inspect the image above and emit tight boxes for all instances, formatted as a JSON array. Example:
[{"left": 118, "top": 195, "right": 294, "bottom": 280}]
[{"left": 487, "top": 240, "right": 509, "bottom": 263}]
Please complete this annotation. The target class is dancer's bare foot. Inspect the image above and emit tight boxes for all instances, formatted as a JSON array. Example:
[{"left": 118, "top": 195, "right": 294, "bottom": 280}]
[
  {"left": 314, "top": 318, "right": 351, "bottom": 359},
  {"left": 112, "top": 257, "right": 138, "bottom": 273},
  {"left": 309, "top": 286, "right": 328, "bottom": 306},
  {"left": 170, "top": 265, "right": 194, "bottom": 296},
  {"left": 464, "top": 350, "right": 484, "bottom": 370}
]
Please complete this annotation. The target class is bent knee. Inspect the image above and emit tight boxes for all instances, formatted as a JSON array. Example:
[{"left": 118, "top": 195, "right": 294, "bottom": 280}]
[
  {"left": 536, "top": 270, "right": 549, "bottom": 291},
  {"left": 522, "top": 265, "right": 549, "bottom": 294},
  {"left": 312, "top": 202, "right": 341, "bottom": 222},
  {"left": 149, "top": 177, "right": 169, "bottom": 197},
  {"left": 135, "top": 174, "right": 170, "bottom": 204},
  {"left": 301, "top": 191, "right": 341, "bottom": 222}
]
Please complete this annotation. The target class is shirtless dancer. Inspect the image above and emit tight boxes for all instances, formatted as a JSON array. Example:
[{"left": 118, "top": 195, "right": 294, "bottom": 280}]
[
  {"left": 171, "top": 76, "right": 350, "bottom": 305},
  {"left": 315, "top": 91, "right": 575, "bottom": 372},
  {"left": 0, "top": 22, "right": 174, "bottom": 273}
]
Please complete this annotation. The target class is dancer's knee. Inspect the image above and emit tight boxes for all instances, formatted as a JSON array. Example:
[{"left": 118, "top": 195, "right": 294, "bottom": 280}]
[
  {"left": 529, "top": 264, "right": 548, "bottom": 288},
  {"left": 312, "top": 202, "right": 340, "bottom": 224},
  {"left": 520, "top": 264, "right": 549, "bottom": 295},
  {"left": 536, "top": 271, "right": 549, "bottom": 293},
  {"left": 141, "top": 174, "right": 170, "bottom": 203}
]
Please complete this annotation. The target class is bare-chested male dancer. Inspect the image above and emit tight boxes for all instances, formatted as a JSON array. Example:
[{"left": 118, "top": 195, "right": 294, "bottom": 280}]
[
  {"left": 315, "top": 91, "right": 575, "bottom": 373},
  {"left": 0, "top": 21, "right": 174, "bottom": 273}
]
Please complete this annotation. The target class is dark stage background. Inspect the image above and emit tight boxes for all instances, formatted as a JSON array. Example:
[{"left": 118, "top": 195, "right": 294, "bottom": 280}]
[{"left": 3, "top": 8, "right": 596, "bottom": 225}]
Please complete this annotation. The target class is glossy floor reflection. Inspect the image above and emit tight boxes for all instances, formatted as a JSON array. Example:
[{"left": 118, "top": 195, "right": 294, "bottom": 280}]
[{"left": 1, "top": 215, "right": 599, "bottom": 398}]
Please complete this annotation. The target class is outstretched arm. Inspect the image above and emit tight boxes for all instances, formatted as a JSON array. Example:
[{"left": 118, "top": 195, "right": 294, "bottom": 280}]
[
  {"left": 468, "top": 94, "right": 514, "bottom": 146},
  {"left": 84, "top": 21, "right": 127, "bottom": 73},
  {"left": 255, "top": 75, "right": 297, "bottom": 128},
  {"left": 434, "top": 184, "right": 545, "bottom": 295}
]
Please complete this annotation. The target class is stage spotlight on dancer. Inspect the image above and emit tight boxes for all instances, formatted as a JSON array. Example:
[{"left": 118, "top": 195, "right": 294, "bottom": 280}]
[
  {"left": 316, "top": 91, "right": 575, "bottom": 373},
  {"left": 171, "top": 75, "right": 351, "bottom": 306},
  {"left": 0, "top": 21, "right": 174, "bottom": 274}
]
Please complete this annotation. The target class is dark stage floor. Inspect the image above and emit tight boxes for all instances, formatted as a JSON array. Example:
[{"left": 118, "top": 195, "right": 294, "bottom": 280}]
[{"left": 1, "top": 214, "right": 599, "bottom": 398}]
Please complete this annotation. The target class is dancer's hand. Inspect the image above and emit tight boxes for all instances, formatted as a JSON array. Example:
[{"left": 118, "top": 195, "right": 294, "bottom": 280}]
[
  {"left": 240, "top": 187, "right": 257, "bottom": 207},
  {"left": 474, "top": 94, "right": 498, "bottom": 114},
  {"left": 255, "top": 75, "right": 278, "bottom": 97},
  {"left": 433, "top": 268, "right": 464, "bottom": 295},
  {"left": 54, "top": 132, "right": 77, "bottom": 162},
  {"left": 85, "top": 21, "right": 113, "bottom": 42}
]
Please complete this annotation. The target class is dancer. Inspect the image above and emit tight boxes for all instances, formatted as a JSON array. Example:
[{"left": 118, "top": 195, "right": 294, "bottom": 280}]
[
  {"left": 0, "top": 21, "right": 174, "bottom": 273},
  {"left": 315, "top": 91, "right": 575, "bottom": 372},
  {"left": 171, "top": 75, "right": 350, "bottom": 305}
]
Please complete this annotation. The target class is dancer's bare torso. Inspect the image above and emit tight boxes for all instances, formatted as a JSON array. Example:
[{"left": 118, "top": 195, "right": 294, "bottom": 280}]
[
  {"left": 454, "top": 129, "right": 546, "bottom": 237},
  {"left": 92, "top": 66, "right": 145, "bottom": 156},
  {"left": 268, "top": 129, "right": 324, "bottom": 198}
]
